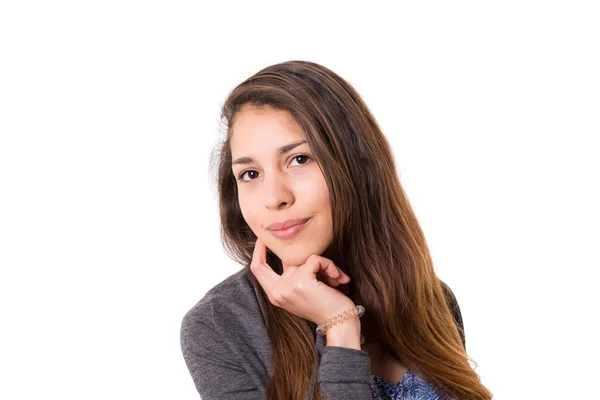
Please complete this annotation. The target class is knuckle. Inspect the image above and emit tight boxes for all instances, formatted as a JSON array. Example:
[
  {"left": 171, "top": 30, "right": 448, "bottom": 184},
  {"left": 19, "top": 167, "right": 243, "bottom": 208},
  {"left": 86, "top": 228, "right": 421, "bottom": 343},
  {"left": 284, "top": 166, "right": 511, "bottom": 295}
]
[
  {"left": 293, "top": 281, "right": 305, "bottom": 293},
  {"left": 279, "top": 290, "right": 292, "bottom": 301},
  {"left": 268, "top": 294, "right": 279, "bottom": 306},
  {"left": 272, "top": 291, "right": 284, "bottom": 304}
]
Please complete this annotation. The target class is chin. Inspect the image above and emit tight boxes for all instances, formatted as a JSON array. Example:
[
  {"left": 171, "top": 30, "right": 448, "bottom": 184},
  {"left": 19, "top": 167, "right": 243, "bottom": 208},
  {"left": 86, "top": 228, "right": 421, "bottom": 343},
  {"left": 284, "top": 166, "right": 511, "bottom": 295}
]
[
  {"left": 275, "top": 245, "right": 328, "bottom": 268},
  {"left": 261, "top": 231, "right": 330, "bottom": 267},
  {"left": 269, "top": 249, "right": 305, "bottom": 267},
  {"left": 263, "top": 242, "right": 306, "bottom": 266},
  {"left": 284, "top": 255, "right": 310, "bottom": 268}
]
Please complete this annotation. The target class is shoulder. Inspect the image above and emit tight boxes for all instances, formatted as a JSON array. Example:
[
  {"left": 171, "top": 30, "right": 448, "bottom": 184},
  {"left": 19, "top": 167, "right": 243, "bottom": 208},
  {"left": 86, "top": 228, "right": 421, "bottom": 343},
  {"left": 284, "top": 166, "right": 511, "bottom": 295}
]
[
  {"left": 180, "top": 268, "right": 273, "bottom": 395},
  {"left": 439, "top": 280, "right": 466, "bottom": 350},
  {"left": 181, "top": 268, "right": 265, "bottom": 330},
  {"left": 180, "top": 268, "right": 270, "bottom": 352},
  {"left": 439, "top": 281, "right": 459, "bottom": 310}
]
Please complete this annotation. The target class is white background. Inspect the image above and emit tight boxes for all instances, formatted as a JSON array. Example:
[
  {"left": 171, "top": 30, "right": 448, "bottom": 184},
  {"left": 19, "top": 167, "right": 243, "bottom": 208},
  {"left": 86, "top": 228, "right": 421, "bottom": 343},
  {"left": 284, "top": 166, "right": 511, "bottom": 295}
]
[{"left": 1, "top": 1, "right": 598, "bottom": 399}]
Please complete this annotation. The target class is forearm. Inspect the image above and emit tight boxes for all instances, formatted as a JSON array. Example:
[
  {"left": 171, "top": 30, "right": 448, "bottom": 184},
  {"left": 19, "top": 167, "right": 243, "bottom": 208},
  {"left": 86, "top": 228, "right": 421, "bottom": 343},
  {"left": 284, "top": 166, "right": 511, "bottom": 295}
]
[
  {"left": 318, "top": 319, "right": 371, "bottom": 400},
  {"left": 324, "top": 318, "right": 362, "bottom": 350}
]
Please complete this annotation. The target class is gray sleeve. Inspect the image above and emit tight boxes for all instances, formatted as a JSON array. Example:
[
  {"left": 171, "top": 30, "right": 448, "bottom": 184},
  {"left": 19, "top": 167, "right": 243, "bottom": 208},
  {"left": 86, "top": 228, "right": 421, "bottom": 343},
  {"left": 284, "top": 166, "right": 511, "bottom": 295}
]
[
  {"left": 181, "top": 314, "right": 373, "bottom": 400},
  {"left": 181, "top": 281, "right": 373, "bottom": 400},
  {"left": 180, "top": 314, "right": 264, "bottom": 399},
  {"left": 317, "top": 346, "right": 372, "bottom": 399},
  {"left": 440, "top": 281, "right": 466, "bottom": 350}
]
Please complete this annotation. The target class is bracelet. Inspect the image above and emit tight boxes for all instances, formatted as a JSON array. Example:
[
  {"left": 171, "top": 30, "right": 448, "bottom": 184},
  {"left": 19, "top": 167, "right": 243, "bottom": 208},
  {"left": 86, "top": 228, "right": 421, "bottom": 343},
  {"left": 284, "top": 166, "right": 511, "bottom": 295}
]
[{"left": 316, "top": 305, "right": 365, "bottom": 336}]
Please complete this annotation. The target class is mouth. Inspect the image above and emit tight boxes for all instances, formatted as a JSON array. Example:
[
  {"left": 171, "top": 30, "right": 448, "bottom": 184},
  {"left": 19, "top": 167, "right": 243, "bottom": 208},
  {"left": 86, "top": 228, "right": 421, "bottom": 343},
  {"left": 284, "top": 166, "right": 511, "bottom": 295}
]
[
  {"left": 267, "top": 217, "right": 311, "bottom": 231},
  {"left": 267, "top": 217, "right": 311, "bottom": 240}
]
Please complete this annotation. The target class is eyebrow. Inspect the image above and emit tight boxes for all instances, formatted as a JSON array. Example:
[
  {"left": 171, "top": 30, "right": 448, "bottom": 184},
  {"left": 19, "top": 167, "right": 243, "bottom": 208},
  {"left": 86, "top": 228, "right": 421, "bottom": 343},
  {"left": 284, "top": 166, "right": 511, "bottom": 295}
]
[{"left": 231, "top": 140, "right": 308, "bottom": 166}]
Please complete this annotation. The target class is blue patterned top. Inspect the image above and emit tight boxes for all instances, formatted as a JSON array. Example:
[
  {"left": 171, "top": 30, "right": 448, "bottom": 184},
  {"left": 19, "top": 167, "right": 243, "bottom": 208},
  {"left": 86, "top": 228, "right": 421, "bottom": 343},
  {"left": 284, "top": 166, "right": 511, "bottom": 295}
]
[{"left": 371, "top": 370, "right": 443, "bottom": 400}]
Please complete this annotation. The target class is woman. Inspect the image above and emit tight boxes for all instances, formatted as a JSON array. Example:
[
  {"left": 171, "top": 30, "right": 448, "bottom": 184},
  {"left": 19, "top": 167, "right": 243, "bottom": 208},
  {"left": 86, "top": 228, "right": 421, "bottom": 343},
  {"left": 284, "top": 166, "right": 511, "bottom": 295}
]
[{"left": 181, "top": 60, "right": 493, "bottom": 399}]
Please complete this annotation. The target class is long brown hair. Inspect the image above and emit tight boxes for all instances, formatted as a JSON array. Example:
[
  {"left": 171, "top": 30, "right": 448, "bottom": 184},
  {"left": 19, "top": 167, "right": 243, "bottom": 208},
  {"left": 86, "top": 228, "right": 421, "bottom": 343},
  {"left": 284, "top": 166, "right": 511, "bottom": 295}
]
[{"left": 211, "top": 60, "right": 492, "bottom": 399}]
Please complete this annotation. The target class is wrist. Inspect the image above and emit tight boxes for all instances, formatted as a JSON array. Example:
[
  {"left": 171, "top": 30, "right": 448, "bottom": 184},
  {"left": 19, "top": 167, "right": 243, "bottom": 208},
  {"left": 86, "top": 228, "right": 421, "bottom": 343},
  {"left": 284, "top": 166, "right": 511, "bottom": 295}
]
[{"left": 324, "top": 318, "right": 362, "bottom": 350}]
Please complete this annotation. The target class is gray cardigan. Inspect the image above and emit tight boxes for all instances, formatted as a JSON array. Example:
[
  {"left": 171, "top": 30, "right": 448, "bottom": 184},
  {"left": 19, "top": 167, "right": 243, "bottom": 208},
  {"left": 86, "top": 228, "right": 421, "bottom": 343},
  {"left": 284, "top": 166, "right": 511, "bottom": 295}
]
[{"left": 180, "top": 268, "right": 465, "bottom": 399}]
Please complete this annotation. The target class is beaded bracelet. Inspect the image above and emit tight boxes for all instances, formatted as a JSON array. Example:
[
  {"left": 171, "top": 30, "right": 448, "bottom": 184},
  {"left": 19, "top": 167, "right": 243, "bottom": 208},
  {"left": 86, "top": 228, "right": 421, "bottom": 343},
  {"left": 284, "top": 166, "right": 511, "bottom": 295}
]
[{"left": 316, "top": 305, "right": 365, "bottom": 336}]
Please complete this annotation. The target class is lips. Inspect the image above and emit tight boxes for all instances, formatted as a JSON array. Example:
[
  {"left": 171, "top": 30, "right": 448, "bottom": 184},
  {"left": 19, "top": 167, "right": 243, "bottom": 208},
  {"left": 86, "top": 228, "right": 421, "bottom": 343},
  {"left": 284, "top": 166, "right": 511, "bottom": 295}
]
[
  {"left": 267, "top": 217, "right": 311, "bottom": 231},
  {"left": 267, "top": 218, "right": 311, "bottom": 240}
]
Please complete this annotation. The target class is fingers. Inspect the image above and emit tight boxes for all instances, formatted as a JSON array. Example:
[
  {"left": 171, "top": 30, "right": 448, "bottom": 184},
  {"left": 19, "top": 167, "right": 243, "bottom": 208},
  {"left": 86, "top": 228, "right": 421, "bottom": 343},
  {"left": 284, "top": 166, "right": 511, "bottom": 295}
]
[
  {"left": 337, "top": 272, "right": 351, "bottom": 284},
  {"left": 317, "top": 271, "right": 342, "bottom": 287},
  {"left": 250, "top": 239, "right": 350, "bottom": 306},
  {"left": 250, "top": 238, "right": 280, "bottom": 297},
  {"left": 307, "top": 254, "right": 350, "bottom": 285}
]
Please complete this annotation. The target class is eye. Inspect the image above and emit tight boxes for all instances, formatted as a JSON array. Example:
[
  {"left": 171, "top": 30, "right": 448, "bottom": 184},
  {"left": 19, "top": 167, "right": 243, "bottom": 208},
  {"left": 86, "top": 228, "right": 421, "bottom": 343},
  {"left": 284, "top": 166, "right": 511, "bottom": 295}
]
[
  {"left": 237, "top": 154, "right": 313, "bottom": 183},
  {"left": 290, "top": 154, "right": 311, "bottom": 166},
  {"left": 237, "top": 170, "right": 259, "bottom": 182}
]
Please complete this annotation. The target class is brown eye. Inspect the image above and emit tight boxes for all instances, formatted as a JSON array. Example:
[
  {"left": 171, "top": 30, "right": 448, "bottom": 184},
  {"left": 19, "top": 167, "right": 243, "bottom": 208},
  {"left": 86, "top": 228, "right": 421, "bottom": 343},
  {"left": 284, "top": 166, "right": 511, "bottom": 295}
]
[
  {"left": 238, "top": 170, "right": 259, "bottom": 182},
  {"left": 290, "top": 154, "right": 311, "bottom": 166}
]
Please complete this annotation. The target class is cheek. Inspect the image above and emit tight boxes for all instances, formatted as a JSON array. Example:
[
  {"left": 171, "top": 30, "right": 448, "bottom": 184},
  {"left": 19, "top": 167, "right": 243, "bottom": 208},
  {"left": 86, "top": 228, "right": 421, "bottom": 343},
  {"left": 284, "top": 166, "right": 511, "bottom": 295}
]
[
  {"left": 317, "top": 180, "right": 333, "bottom": 231},
  {"left": 239, "top": 199, "right": 270, "bottom": 242},
  {"left": 238, "top": 198, "right": 258, "bottom": 230},
  {"left": 312, "top": 176, "right": 331, "bottom": 210}
]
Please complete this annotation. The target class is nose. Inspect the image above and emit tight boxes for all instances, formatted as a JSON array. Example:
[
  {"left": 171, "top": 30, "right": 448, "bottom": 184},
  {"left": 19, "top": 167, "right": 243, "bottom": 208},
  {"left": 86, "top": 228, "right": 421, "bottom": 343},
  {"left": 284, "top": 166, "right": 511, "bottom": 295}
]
[{"left": 263, "top": 169, "right": 294, "bottom": 210}]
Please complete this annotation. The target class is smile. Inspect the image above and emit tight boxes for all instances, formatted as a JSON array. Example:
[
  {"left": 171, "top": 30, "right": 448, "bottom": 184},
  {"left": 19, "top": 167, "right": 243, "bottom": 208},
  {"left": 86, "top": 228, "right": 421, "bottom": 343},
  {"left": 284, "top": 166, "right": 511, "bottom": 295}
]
[{"left": 268, "top": 218, "right": 311, "bottom": 240}]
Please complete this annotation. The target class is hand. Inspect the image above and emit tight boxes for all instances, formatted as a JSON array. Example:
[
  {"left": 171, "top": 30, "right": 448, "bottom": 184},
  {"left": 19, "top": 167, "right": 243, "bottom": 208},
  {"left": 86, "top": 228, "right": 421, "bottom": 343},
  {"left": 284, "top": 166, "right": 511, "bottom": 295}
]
[{"left": 249, "top": 238, "right": 356, "bottom": 326}]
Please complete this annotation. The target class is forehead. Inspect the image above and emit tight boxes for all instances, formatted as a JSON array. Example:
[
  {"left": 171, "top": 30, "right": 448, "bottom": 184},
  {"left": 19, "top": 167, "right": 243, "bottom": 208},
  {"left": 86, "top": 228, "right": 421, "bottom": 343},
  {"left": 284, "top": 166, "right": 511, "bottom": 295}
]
[{"left": 230, "top": 106, "right": 306, "bottom": 153}]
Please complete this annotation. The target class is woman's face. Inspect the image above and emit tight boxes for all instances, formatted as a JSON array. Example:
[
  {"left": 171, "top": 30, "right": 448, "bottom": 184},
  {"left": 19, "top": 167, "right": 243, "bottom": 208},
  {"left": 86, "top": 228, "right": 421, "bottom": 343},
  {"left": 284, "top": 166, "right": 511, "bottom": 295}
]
[{"left": 230, "top": 105, "right": 333, "bottom": 269}]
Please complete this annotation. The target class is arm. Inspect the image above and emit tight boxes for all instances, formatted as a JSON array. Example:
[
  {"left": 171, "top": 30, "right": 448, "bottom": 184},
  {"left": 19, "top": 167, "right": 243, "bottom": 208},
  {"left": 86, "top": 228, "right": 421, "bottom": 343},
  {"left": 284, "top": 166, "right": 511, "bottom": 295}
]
[
  {"left": 318, "top": 347, "right": 372, "bottom": 399},
  {"left": 317, "top": 318, "right": 372, "bottom": 399},
  {"left": 180, "top": 313, "right": 264, "bottom": 399},
  {"left": 181, "top": 309, "right": 373, "bottom": 400}
]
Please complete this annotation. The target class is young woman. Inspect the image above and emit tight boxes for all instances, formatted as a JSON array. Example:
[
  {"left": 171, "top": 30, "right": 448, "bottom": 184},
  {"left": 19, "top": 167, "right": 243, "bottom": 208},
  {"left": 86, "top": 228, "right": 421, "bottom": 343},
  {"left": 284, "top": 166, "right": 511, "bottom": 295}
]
[{"left": 181, "top": 60, "right": 493, "bottom": 400}]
